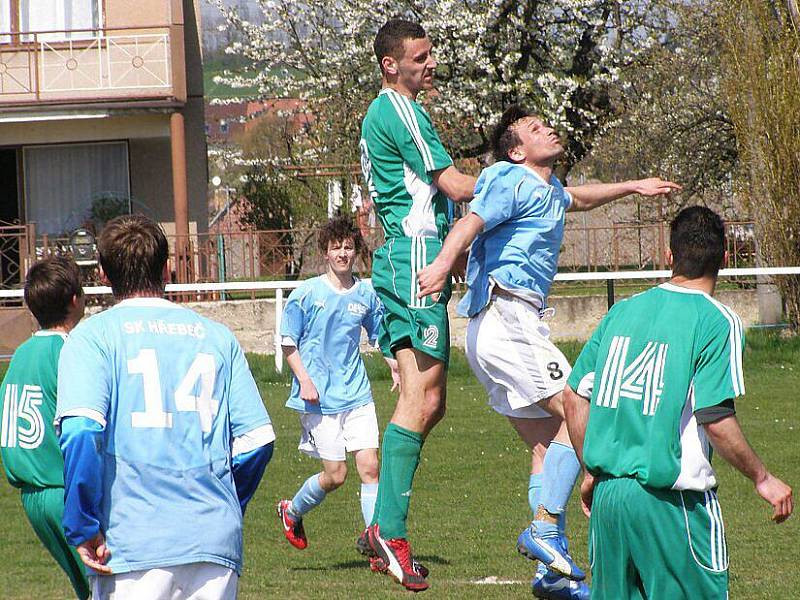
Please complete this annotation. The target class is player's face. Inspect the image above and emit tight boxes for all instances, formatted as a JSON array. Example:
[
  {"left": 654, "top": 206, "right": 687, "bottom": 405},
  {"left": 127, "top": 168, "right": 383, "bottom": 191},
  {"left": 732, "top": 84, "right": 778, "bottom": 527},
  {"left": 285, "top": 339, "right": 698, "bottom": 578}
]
[
  {"left": 395, "top": 37, "right": 437, "bottom": 95},
  {"left": 510, "top": 117, "right": 564, "bottom": 165},
  {"left": 326, "top": 238, "right": 357, "bottom": 276}
]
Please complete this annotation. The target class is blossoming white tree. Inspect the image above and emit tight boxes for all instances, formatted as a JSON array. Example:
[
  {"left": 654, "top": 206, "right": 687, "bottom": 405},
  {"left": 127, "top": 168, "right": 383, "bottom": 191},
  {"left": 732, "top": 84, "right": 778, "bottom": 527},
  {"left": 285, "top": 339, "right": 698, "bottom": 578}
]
[{"left": 212, "top": 0, "right": 672, "bottom": 173}]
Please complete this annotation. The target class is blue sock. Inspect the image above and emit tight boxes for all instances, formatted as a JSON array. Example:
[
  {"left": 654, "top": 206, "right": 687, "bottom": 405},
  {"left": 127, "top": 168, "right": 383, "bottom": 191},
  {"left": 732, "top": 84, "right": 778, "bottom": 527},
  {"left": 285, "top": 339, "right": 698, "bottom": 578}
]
[
  {"left": 528, "top": 473, "right": 542, "bottom": 518},
  {"left": 360, "top": 483, "right": 379, "bottom": 527},
  {"left": 535, "top": 442, "right": 580, "bottom": 529},
  {"left": 290, "top": 473, "right": 327, "bottom": 517}
]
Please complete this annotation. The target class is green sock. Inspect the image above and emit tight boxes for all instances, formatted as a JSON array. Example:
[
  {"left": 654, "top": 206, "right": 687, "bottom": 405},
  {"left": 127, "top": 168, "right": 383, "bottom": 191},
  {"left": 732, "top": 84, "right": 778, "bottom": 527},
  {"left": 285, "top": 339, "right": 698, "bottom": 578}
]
[{"left": 372, "top": 423, "right": 423, "bottom": 539}]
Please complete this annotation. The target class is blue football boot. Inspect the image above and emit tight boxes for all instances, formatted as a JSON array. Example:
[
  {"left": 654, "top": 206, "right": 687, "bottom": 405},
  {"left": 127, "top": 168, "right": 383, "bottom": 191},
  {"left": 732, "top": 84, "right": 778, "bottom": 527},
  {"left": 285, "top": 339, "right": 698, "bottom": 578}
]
[
  {"left": 532, "top": 565, "right": 591, "bottom": 600},
  {"left": 517, "top": 525, "right": 586, "bottom": 581}
]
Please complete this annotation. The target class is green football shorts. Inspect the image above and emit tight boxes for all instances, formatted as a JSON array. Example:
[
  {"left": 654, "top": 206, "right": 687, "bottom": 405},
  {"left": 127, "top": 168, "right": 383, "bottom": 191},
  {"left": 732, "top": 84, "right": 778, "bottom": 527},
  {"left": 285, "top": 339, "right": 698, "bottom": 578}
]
[
  {"left": 21, "top": 486, "right": 90, "bottom": 600},
  {"left": 589, "top": 476, "right": 728, "bottom": 600},
  {"left": 372, "top": 236, "right": 451, "bottom": 364}
]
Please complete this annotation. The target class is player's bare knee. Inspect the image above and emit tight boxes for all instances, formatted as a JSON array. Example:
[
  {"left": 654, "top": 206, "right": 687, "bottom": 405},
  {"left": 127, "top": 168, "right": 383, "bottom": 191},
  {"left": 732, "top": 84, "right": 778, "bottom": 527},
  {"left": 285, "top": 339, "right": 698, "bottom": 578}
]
[
  {"left": 421, "top": 391, "right": 446, "bottom": 429},
  {"left": 322, "top": 463, "right": 348, "bottom": 489},
  {"left": 357, "top": 460, "right": 379, "bottom": 482}
]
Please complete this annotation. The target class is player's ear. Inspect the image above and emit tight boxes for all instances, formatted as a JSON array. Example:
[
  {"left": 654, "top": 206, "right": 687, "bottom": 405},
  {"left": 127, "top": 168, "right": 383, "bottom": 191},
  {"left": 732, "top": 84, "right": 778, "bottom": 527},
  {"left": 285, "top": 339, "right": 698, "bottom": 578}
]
[
  {"left": 382, "top": 55, "right": 399, "bottom": 77},
  {"left": 665, "top": 249, "right": 674, "bottom": 269},
  {"left": 722, "top": 250, "right": 729, "bottom": 268},
  {"left": 161, "top": 262, "right": 170, "bottom": 285},
  {"left": 508, "top": 145, "right": 525, "bottom": 163}
]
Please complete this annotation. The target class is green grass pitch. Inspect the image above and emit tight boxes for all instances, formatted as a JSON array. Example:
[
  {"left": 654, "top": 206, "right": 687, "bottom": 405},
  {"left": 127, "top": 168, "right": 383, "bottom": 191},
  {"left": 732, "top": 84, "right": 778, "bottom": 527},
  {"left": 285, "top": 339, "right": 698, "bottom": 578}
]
[{"left": 0, "top": 332, "right": 797, "bottom": 599}]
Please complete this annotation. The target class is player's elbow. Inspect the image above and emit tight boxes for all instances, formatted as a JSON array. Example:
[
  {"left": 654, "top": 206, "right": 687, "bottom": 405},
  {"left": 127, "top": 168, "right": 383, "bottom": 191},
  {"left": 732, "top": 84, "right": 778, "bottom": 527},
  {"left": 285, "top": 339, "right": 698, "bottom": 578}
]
[{"left": 434, "top": 168, "right": 475, "bottom": 203}]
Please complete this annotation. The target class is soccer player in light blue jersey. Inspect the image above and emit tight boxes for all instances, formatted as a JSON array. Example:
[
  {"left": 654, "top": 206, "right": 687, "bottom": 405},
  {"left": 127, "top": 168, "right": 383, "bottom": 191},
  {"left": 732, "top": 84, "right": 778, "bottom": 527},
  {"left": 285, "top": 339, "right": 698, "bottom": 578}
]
[
  {"left": 56, "top": 215, "right": 275, "bottom": 600},
  {"left": 418, "top": 105, "right": 680, "bottom": 600},
  {"left": 276, "top": 218, "right": 399, "bottom": 559}
]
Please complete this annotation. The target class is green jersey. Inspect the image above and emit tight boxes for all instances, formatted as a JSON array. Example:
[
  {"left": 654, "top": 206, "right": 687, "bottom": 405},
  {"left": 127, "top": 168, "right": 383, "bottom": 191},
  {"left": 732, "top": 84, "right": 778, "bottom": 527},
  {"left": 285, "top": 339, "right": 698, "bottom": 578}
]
[
  {"left": 1, "top": 332, "right": 67, "bottom": 489},
  {"left": 568, "top": 283, "right": 745, "bottom": 492},
  {"left": 360, "top": 88, "right": 454, "bottom": 239}
]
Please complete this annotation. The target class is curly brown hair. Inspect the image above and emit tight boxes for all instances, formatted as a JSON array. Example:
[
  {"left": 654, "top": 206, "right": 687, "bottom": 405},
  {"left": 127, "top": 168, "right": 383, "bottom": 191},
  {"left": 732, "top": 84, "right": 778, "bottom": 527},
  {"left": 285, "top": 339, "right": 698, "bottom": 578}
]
[{"left": 318, "top": 217, "right": 364, "bottom": 253}]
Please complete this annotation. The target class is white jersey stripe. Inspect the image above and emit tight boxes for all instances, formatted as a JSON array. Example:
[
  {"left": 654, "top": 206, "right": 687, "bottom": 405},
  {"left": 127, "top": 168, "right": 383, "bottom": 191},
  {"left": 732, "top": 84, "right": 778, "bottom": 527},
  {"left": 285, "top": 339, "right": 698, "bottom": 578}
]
[
  {"left": 705, "top": 296, "right": 745, "bottom": 396},
  {"left": 385, "top": 90, "right": 434, "bottom": 172},
  {"left": 397, "top": 93, "right": 435, "bottom": 171}
]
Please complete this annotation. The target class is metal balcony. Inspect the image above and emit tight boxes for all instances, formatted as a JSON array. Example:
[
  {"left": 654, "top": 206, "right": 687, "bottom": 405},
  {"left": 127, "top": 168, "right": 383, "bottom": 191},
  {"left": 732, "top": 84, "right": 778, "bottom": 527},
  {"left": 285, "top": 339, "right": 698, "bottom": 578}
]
[{"left": 0, "top": 26, "right": 173, "bottom": 105}]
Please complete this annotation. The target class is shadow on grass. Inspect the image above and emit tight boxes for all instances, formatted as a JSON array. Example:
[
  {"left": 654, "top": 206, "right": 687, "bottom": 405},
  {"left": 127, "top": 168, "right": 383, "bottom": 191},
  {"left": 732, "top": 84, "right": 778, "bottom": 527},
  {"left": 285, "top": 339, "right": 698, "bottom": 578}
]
[{"left": 292, "top": 555, "right": 451, "bottom": 572}]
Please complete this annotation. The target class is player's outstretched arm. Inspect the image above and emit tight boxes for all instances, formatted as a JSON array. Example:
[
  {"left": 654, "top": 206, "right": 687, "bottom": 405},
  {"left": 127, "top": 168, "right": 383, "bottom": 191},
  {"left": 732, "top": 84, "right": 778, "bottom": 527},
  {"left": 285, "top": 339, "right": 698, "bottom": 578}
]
[
  {"left": 432, "top": 165, "right": 477, "bottom": 203},
  {"left": 417, "top": 212, "right": 485, "bottom": 298},
  {"left": 59, "top": 416, "right": 113, "bottom": 573},
  {"left": 704, "top": 414, "right": 794, "bottom": 523},
  {"left": 282, "top": 345, "right": 319, "bottom": 403},
  {"left": 565, "top": 178, "right": 682, "bottom": 212}
]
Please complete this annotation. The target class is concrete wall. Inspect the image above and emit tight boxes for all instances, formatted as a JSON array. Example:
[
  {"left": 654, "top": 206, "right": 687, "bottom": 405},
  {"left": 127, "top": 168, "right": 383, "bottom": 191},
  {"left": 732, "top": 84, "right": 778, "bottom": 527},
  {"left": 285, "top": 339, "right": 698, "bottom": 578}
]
[{"left": 176, "top": 288, "right": 764, "bottom": 354}]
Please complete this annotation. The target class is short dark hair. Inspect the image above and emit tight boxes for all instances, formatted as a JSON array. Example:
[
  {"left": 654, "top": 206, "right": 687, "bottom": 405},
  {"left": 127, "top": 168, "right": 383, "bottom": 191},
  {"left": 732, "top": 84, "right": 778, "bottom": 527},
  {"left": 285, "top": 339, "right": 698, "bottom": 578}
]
[
  {"left": 24, "top": 256, "right": 83, "bottom": 329},
  {"left": 491, "top": 104, "right": 531, "bottom": 162},
  {"left": 98, "top": 214, "right": 169, "bottom": 298},
  {"left": 318, "top": 216, "right": 364, "bottom": 253},
  {"left": 374, "top": 19, "right": 426, "bottom": 72},
  {"left": 669, "top": 206, "right": 726, "bottom": 279}
]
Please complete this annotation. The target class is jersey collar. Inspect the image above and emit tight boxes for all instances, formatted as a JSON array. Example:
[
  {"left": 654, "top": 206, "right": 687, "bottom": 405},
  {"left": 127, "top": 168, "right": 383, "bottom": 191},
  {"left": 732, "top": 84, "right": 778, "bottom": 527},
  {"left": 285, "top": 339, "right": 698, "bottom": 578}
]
[
  {"left": 658, "top": 282, "right": 708, "bottom": 296},
  {"left": 321, "top": 274, "right": 361, "bottom": 296},
  {"left": 33, "top": 330, "right": 68, "bottom": 340},
  {"left": 114, "top": 297, "right": 179, "bottom": 309},
  {"left": 514, "top": 162, "right": 558, "bottom": 188}
]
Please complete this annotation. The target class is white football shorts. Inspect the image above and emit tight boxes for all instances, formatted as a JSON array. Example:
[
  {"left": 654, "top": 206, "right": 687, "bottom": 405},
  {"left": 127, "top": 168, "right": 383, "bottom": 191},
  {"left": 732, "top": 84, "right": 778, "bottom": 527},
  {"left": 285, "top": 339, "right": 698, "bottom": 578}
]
[
  {"left": 91, "top": 562, "right": 237, "bottom": 600},
  {"left": 465, "top": 294, "right": 571, "bottom": 419},
  {"left": 298, "top": 402, "right": 380, "bottom": 461}
]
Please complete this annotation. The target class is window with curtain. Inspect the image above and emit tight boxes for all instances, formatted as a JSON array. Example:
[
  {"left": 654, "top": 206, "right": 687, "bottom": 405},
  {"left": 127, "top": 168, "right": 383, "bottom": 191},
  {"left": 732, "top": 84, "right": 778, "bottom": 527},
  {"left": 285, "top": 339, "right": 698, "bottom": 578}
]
[
  {"left": 0, "top": 1, "right": 10, "bottom": 43},
  {"left": 20, "top": 0, "right": 100, "bottom": 41},
  {"left": 24, "top": 141, "right": 130, "bottom": 235}
]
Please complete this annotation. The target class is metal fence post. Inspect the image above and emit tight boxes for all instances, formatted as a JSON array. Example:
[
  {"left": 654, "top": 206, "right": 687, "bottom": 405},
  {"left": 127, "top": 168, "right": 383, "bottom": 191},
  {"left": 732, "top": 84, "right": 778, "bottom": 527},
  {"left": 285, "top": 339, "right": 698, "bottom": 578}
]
[
  {"left": 274, "top": 287, "right": 284, "bottom": 373},
  {"left": 217, "top": 233, "right": 226, "bottom": 301},
  {"left": 607, "top": 279, "right": 615, "bottom": 309}
]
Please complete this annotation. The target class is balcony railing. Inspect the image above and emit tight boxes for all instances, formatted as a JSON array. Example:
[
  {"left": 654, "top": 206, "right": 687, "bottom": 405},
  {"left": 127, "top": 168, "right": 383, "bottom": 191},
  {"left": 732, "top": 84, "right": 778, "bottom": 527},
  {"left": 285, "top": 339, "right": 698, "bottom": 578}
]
[{"left": 0, "top": 26, "right": 172, "bottom": 103}]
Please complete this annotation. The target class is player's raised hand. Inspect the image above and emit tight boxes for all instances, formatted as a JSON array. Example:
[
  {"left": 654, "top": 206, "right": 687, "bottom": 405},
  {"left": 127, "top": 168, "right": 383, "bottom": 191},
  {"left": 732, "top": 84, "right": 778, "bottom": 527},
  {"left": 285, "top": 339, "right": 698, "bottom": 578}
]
[
  {"left": 77, "top": 532, "right": 112, "bottom": 574},
  {"left": 299, "top": 377, "right": 320, "bottom": 403},
  {"left": 632, "top": 178, "right": 682, "bottom": 197},
  {"left": 417, "top": 260, "right": 449, "bottom": 299},
  {"left": 755, "top": 473, "right": 794, "bottom": 523}
]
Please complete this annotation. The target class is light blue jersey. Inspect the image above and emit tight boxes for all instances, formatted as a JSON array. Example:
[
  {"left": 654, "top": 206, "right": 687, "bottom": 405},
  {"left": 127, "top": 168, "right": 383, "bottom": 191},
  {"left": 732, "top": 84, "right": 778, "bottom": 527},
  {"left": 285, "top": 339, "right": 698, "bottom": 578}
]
[
  {"left": 56, "top": 298, "right": 272, "bottom": 574},
  {"left": 281, "top": 276, "right": 383, "bottom": 414},
  {"left": 458, "top": 161, "right": 573, "bottom": 318}
]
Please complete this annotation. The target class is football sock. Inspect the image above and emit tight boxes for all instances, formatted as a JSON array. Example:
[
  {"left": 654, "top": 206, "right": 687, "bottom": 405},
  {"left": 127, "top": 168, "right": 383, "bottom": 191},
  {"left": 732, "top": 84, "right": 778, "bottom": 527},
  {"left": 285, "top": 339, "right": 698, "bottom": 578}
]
[
  {"left": 360, "top": 482, "right": 379, "bottom": 526},
  {"left": 528, "top": 473, "right": 543, "bottom": 518},
  {"left": 290, "top": 473, "right": 327, "bottom": 517},
  {"left": 372, "top": 423, "right": 423, "bottom": 539},
  {"left": 535, "top": 442, "right": 580, "bottom": 530}
]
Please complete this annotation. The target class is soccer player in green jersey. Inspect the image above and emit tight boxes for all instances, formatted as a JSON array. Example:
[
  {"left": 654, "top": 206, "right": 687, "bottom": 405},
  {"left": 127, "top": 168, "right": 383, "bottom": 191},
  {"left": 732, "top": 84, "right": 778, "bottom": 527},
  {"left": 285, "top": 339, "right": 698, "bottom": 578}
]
[
  {"left": 358, "top": 18, "right": 477, "bottom": 591},
  {"left": 0, "top": 257, "right": 89, "bottom": 599},
  {"left": 563, "top": 206, "right": 793, "bottom": 599}
]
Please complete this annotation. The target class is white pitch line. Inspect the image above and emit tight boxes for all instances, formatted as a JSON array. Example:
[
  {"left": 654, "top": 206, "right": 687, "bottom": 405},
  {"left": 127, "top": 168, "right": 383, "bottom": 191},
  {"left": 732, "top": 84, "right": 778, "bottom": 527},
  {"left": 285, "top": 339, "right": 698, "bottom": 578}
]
[{"left": 467, "top": 576, "right": 527, "bottom": 585}]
